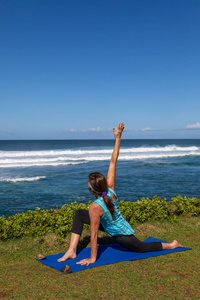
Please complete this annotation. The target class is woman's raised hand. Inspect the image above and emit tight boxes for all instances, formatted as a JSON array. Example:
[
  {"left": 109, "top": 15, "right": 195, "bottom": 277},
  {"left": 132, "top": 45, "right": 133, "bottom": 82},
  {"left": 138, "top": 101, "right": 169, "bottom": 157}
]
[{"left": 113, "top": 122, "right": 125, "bottom": 139}]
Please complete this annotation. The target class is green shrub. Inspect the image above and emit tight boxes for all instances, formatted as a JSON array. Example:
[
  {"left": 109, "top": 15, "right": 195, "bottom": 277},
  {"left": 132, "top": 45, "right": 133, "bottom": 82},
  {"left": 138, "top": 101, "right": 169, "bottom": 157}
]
[
  {"left": 0, "top": 196, "right": 199, "bottom": 241},
  {"left": 170, "top": 195, "right": 200, "bottom": 216},
  {"left": 118, "top": 196, "right": 173, "bottom": 224}
]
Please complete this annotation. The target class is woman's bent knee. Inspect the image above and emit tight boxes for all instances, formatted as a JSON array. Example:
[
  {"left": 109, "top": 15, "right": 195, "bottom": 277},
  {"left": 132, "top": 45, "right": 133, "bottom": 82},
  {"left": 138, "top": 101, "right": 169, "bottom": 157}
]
[{"left": 74, "top": 209, "right": 84, "bottom": 218}]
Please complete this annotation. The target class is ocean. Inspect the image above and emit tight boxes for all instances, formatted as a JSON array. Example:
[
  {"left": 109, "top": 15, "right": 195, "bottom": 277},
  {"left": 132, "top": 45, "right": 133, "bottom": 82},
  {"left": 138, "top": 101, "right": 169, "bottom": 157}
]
[{"left": 0, "top": 139, "right": 200, "bottom": 217}]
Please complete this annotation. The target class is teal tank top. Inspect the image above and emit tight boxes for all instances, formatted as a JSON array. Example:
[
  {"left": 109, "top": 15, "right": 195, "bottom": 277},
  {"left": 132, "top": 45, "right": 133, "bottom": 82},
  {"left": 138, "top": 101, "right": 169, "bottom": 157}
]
[{"left": 93, "top": 188, "right": 135, "bottom": 236}]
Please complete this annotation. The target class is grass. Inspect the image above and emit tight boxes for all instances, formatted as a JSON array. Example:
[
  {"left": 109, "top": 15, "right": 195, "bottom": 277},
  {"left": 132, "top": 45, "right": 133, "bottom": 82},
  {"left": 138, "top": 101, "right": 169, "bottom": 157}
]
[{"left": 0, "top": 216, "right": 199, "bottom": 299}]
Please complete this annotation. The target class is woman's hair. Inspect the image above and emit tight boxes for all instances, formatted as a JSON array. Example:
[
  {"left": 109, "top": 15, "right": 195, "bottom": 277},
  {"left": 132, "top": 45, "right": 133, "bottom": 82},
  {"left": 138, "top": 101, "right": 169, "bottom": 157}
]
[{"left": 88, "top": 172, "right": 115, "bottom": 215}]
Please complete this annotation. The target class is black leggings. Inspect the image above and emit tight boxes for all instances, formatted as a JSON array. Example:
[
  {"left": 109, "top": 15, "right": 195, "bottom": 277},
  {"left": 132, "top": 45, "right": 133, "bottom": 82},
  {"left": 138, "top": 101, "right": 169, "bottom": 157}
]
[{"left": 72, "top": 209, "right": 162, "bottom": 253}]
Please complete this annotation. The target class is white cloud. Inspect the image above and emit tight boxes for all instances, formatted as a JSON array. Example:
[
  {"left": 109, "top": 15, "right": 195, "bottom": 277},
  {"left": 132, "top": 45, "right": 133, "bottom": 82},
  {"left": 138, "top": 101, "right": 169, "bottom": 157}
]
[
  {"left": 64, "top": 129, "right": 78, "bottom": 132},
  {"left": 64, "top": 127, "right": 103, "bottom": 133},
  {"left": 141, "top": 127, "right": 155, "bottom": 131},
  {"left": 184, "top": 122, "right": 200, "bottom": 130},
  {"left": 88, "top": 127, "right": 102, "bottom": 132},
  {"left": 64, "top": 127, "right": 136, "bottom": 134}
]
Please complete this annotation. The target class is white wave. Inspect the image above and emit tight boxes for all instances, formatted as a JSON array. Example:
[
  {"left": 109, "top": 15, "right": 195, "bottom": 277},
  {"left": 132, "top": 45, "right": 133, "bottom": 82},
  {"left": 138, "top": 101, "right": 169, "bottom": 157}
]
[
  {"left": 118, "top": 152, "right": 200, "bottom": 160},
  {"left": 0, "top": 149, "right": 113, "bottom": 158},
  {"left": 0, "top": 156, "right": 85, "bottom": 165},
  {"left": 0, "top": 144, "right": 199, "bottom": 168},
  {"left": 0, "top": 161, "right": 87, "bottom": 168},
  {"left": 120, "top": 145, "right": 199, "bottom": 153},
  {"left": 80, "top": 151, "right": 200, "bottom": 161},
  {"left": 1, "top": 176, "right": 46, "bottom": 182},
  {"left": 0, "top": 145, "right": 198, "bottom": 159}
]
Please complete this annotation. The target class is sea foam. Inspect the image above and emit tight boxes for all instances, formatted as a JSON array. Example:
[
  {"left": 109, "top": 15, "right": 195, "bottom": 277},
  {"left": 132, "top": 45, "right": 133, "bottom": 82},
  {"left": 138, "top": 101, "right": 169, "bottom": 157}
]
[
  {"left": 0, "top": 145, "right": 199, "bottom": 168},
  {"left": 1, "top": 176, "right": 46, "bottom": 182}
]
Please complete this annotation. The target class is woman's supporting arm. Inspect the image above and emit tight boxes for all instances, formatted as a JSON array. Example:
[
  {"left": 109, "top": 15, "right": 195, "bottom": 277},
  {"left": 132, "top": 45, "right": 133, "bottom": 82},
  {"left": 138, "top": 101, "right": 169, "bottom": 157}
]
[
  {"left": 107, "top": 122, "right": 124, "bottom": 190},
  {"left": 76, "top": 204, "right": 102, "bottom": 266}
]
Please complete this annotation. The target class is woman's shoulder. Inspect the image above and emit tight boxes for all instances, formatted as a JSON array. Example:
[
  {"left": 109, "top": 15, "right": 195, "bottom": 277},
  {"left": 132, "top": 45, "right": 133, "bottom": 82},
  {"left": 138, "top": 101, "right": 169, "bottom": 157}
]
[{"left": 89, "top": 202, "right": 103, "bottom": 212}]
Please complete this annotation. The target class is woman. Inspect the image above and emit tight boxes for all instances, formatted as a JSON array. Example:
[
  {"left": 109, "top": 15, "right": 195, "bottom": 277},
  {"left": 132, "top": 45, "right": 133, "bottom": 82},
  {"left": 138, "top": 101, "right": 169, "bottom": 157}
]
[{"left": 58, "top": 122, "right": 183, "bottom": 266}]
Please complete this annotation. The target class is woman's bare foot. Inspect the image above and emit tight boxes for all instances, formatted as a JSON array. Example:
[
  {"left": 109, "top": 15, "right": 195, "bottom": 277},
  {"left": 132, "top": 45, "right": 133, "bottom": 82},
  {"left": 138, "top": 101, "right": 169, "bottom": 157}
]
[
  {"left": 57, "top": 249, "right": 77, "bottom": 262},
  {"left": 162, "top": 239, "right": 183, "bottom": 250},
  {"left": 171, "top": 240, "right": 183, "bottom": 249}
]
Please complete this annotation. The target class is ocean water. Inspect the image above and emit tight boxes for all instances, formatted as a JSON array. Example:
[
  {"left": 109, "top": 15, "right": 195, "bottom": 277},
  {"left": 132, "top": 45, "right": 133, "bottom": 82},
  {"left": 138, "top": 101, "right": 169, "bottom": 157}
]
[{"left": 0, "top": 139, "right": 200, "bottom": 217}]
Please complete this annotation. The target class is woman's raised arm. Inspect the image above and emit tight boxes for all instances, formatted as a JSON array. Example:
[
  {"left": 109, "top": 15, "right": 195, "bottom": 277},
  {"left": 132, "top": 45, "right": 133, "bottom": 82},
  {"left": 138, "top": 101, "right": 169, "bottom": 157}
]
[{"left": 107, "top": 122, "right": 124, "bottom": 190}]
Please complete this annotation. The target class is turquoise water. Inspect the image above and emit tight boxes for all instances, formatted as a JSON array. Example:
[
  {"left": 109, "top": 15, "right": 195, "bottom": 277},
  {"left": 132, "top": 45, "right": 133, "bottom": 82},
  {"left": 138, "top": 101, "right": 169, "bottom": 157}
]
[{"left": 0, "top": 139, "right": 200, "bottom": 217}]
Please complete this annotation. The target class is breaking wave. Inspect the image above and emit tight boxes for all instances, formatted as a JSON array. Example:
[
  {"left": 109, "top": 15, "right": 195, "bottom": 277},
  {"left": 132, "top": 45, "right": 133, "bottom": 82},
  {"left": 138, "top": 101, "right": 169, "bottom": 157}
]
[
  {"left": 0, "top": 145, "right": 199, "bottom": 168},
  {"left": 0, "top": 176, "right": 46, "bottom": 182}
]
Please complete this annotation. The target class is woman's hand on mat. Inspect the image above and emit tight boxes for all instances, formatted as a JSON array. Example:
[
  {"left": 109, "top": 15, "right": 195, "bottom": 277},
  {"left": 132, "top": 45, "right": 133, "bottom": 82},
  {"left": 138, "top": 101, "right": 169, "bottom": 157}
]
[
  {"left": 76, "top": 257, "right": 96, "bottom": 266},
  {"left": 113, "top": 122, "right": 124, "bottom": 139}
]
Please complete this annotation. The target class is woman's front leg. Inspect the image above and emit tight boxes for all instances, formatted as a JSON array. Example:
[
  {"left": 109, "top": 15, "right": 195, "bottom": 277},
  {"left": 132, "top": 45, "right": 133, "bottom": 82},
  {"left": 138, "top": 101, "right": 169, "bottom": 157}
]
[
  {"left": 57, "top": 233, "right": 80, "bottom": 262},
  {"left": 57, "top": 209, "right": 90, "bottom": 262}
]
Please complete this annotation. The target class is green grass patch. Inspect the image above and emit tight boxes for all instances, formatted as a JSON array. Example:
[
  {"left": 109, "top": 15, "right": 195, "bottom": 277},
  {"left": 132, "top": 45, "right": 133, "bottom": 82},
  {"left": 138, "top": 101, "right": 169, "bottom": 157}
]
[{"left": 0, "top": 216, "right": 199, "bottom": 299}]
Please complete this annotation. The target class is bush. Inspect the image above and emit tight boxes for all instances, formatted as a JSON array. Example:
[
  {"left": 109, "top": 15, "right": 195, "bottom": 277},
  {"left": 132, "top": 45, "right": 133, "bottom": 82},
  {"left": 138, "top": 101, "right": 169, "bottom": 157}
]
[
  {"left": 0, "top": 196, "right": 199, "bottom": 241},
  {"left": 118, "top": 196, "right": 173, "bottom": 225},
  {"left": 170, "top": 195, "right": 200, "bottom": 216}
]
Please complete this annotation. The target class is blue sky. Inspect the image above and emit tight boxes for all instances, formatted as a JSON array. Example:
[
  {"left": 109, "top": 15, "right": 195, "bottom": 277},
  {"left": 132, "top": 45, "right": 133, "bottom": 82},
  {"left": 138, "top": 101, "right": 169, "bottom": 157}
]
[{"left": 0, "top": 0, "right": 200, "bottom": 139}]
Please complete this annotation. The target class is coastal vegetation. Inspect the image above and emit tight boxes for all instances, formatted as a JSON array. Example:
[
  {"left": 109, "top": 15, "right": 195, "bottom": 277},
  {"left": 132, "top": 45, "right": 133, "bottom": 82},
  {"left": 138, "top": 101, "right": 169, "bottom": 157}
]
[{"left": 0, "top": 195, "right": 199, "bottom": 241}]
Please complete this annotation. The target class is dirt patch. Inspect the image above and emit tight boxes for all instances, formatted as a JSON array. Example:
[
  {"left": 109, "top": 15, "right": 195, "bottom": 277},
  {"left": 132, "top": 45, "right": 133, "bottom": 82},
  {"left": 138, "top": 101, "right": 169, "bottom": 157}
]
[
  {"left": 0, "top": 292, "right": 9, "bottom": 299},
  {"left": 171, "top": 270, "right": 190, "bottom": 279},
  {"left": 136, "top": 223, "right": 166, "bottom": 235},
  {"left": 44, "top": 233, "right": 59, "bottom": 248}
]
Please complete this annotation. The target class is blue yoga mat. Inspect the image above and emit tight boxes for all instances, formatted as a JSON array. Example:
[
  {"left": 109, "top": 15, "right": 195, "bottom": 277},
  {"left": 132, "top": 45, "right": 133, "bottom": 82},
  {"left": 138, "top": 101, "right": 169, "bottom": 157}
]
[{"left": 37, "top": 237, "right": 191, "bottom": 274}]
